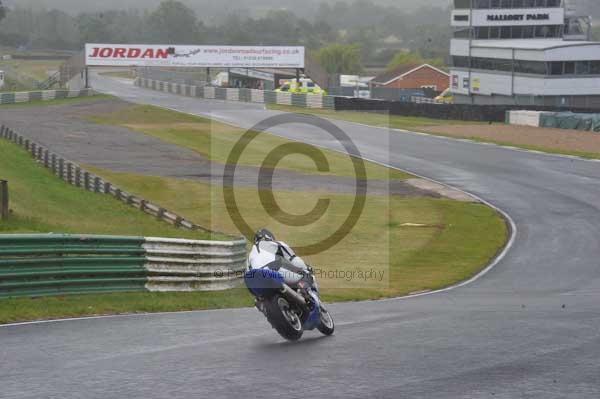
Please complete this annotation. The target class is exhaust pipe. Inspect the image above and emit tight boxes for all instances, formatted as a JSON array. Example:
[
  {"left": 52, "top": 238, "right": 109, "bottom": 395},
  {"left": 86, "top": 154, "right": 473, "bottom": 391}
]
[{"left": 281, "top": 284, "right": 307, "bottom": 308}]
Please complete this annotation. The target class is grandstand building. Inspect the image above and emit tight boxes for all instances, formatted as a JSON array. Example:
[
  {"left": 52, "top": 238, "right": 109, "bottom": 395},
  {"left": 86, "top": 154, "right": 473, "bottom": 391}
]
[{"left": 450, "top": 0, "right": 600, "bottom": 108}]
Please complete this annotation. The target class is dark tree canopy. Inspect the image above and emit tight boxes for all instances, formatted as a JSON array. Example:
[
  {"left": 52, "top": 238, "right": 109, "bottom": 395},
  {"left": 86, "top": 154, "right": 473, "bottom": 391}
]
[
  {"left": 0, "top": 0, "right": 454, "bottom": 69},
  {"left": 0, "top": 1, "right": 6, "bottom": 23}
]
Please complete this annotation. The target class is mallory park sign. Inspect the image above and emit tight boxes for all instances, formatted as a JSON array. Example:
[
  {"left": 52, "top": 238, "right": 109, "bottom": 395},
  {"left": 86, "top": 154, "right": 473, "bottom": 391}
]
[
  {"left": 471, "top": 8, "right": 563, "bottom": 26},
  {"left": 85, "top": 44, "right": 305, "bottom": 68},
  {"left": 487, "top": 13, "right": 550, "bottom": 22}
]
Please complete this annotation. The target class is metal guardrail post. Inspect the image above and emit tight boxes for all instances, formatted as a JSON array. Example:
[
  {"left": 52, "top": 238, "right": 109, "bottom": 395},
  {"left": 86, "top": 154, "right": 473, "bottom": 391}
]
[{"left": 0, "top": 180, "right": 8, "bottom": 220}]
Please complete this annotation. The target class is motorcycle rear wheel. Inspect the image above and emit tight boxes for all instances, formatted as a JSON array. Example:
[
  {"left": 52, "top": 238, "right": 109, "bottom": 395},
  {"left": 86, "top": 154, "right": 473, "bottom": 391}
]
[{"left": 265, "top": 295, "right": 304, "bottom": 341}]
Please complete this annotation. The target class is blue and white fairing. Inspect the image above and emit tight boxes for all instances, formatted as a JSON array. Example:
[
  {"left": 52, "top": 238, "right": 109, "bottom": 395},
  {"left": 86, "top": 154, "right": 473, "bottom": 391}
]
[{"left": 244, "top": 268, "right": 323, "bottom": 332}]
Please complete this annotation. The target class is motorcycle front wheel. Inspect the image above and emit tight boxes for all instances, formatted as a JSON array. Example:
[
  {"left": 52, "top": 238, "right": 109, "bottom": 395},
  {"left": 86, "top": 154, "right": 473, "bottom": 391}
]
[
  {"left": 265, "top": 295, "right": 304, "bottom": 341},
  {"left": 317, "top": 306, "right": 335, "bottom": 336}
]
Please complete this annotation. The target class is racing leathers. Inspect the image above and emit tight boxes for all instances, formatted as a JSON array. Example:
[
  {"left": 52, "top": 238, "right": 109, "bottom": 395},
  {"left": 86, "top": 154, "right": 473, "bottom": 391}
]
[{"left": 247, "top": 240, "right": 315, "bottom": 292}]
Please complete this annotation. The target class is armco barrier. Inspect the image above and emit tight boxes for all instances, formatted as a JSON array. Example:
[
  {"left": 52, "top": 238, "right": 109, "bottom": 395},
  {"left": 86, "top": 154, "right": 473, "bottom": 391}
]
[
  {"left": 143, "top": 237, "right": 246, "bottom": 291},
  {"left": 0, "top": 89, "right": 94, "bottom": 105},
  {"left": 0, "top": 234, "right": 146, "bottom": 298},
  {"left": 135, "top": 77, "right": 335, "bottom": 110},
  {"left": 0, "top": 234, "right": 247, "bottom": 298}
]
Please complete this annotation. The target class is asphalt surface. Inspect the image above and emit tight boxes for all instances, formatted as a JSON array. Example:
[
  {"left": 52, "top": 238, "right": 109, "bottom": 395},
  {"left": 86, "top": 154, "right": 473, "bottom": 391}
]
[{"left": 2, "top": 74, "right": 600, "bottom": 398}]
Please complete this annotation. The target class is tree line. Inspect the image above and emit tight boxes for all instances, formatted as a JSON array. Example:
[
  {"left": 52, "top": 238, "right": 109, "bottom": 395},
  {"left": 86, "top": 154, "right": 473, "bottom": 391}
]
[{"left": 0, "top": 0, "right": 451, "bottom": 73}]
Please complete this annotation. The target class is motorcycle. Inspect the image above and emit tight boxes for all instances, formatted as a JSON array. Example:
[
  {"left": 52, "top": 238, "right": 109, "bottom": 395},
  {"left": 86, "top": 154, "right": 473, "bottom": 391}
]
[{"left": 244, "top": 266, "right": 335, "bottom": 341}]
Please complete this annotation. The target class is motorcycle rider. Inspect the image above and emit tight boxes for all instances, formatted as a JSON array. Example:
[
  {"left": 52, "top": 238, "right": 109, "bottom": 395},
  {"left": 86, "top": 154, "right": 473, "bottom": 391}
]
[{"left": 247, "top": 229, "right": 316, "bottom": 297}]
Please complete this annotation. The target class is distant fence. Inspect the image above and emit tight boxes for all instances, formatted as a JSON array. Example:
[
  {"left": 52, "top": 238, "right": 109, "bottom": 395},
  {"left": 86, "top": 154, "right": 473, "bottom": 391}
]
[
  {"left": 0, "top": 234, "right": 246, "bottom": 298},
  {"left": 333, "top": 97, "right": 598, "bottom": 123},
  {"left": 0, "top": 89, "right": 94, "bottom": 105},
  {"left": 135, "top": 77, "right": 336, "bottom": 109},
  {"left": 0, "top": 180, "right": 7, "bottom": 220}
]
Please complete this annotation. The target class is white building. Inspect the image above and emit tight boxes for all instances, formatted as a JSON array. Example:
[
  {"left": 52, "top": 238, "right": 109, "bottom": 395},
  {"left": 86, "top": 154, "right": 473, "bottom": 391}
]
[{"left": 450, "top": 0, "right": 600, "bottom": 108}]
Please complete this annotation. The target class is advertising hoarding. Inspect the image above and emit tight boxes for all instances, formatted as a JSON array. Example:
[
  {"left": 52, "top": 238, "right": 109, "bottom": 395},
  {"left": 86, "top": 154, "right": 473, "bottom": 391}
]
[{"left": 85, "top": 44, "right": 305, "bottom": 68}]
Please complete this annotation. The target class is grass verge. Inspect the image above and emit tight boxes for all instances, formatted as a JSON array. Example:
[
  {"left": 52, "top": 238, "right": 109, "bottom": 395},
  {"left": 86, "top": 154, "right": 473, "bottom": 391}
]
[
  {"left": 268, "top": 104, "right": 600, "bottom": 160},
  {"left": 268, "top": 104, "right": 485, "bottom": 131},
  {"left": 421, "top": 133, "right": 600, "bottom": 160}
]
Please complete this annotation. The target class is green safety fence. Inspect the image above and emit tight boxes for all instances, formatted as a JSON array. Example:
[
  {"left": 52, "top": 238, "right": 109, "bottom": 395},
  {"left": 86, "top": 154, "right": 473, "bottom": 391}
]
[
  {"left": 239, "top": 88, "right": 252, "bottom": 102},
  {"left": 0, "top": 93, "right": 16, "bottom": 104},
  {"left": 291, "top": 93, "right": 307, "bottom": 108},
  {"left": 0, "top": 234, "right": 147, "bottom": 298},
  {"left": 323, "top": 96, "right": 335, "bottom": 109},
  {"left": 264, "top": 90, "right": 277, "bottom": 104}
]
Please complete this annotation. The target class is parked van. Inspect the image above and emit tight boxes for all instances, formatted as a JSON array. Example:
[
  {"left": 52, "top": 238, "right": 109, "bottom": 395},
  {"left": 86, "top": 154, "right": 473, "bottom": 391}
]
[
  {"left": 276, "top": 78, "right": 326, "bottom": 95},
  {"left": 435, "top": 88, "right": 453, "bottom": 104}
]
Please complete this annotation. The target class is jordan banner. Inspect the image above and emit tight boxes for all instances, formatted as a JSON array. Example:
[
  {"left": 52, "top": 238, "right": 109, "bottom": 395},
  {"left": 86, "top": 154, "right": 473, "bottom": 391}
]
[{"left": 85, "top": 44, "right": 305, "bottom": 68}]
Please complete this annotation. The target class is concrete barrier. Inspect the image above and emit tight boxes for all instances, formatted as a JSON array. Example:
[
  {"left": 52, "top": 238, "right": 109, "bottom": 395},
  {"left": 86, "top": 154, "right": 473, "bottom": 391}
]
[
  {"left": 226, "top": 88, "right": 240, "bottom": 102},
  {"left": 134, "top": 77, "right": 335, "bottom": 109},
  {"left": 143, "top": 237, "right": 247, "bottom": 291},
  {"left": 275, "top": 91, "right": 292, "bottom": 106},
  {"left": 306, "top": 94, "right": 324, "bottom": 108},
  {"left": 0, "top": 89, "right": 94, "bottom": 105},
  {"left": 507, "top": 110, "right": 543, "bottom": 127},
  {"left": 204, "top": 86, "right": 216, "bottom": 99},
  {"left": 250, "top": 89, "right": 265, "bottom": 103}
]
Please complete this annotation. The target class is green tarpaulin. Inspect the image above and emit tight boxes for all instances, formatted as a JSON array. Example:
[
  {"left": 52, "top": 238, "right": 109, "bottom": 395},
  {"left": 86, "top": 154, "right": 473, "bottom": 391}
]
[{"left": 540, "top": 112, "right": 600, "bottom": 132}]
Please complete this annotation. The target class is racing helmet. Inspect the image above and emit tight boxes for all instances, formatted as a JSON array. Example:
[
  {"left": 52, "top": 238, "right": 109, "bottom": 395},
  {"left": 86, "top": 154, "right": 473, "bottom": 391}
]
[{"left": 254, "top": 228, "right": 275, "bottom": 244}]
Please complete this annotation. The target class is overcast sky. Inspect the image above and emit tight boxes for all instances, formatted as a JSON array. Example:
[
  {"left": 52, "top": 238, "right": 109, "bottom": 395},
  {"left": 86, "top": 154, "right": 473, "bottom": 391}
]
[
  {"left": 4, "top": 0, "right": 451, "bottom": 14},
  {"left": 3, "top": 0, "right": 597, "bottom": 18}
]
